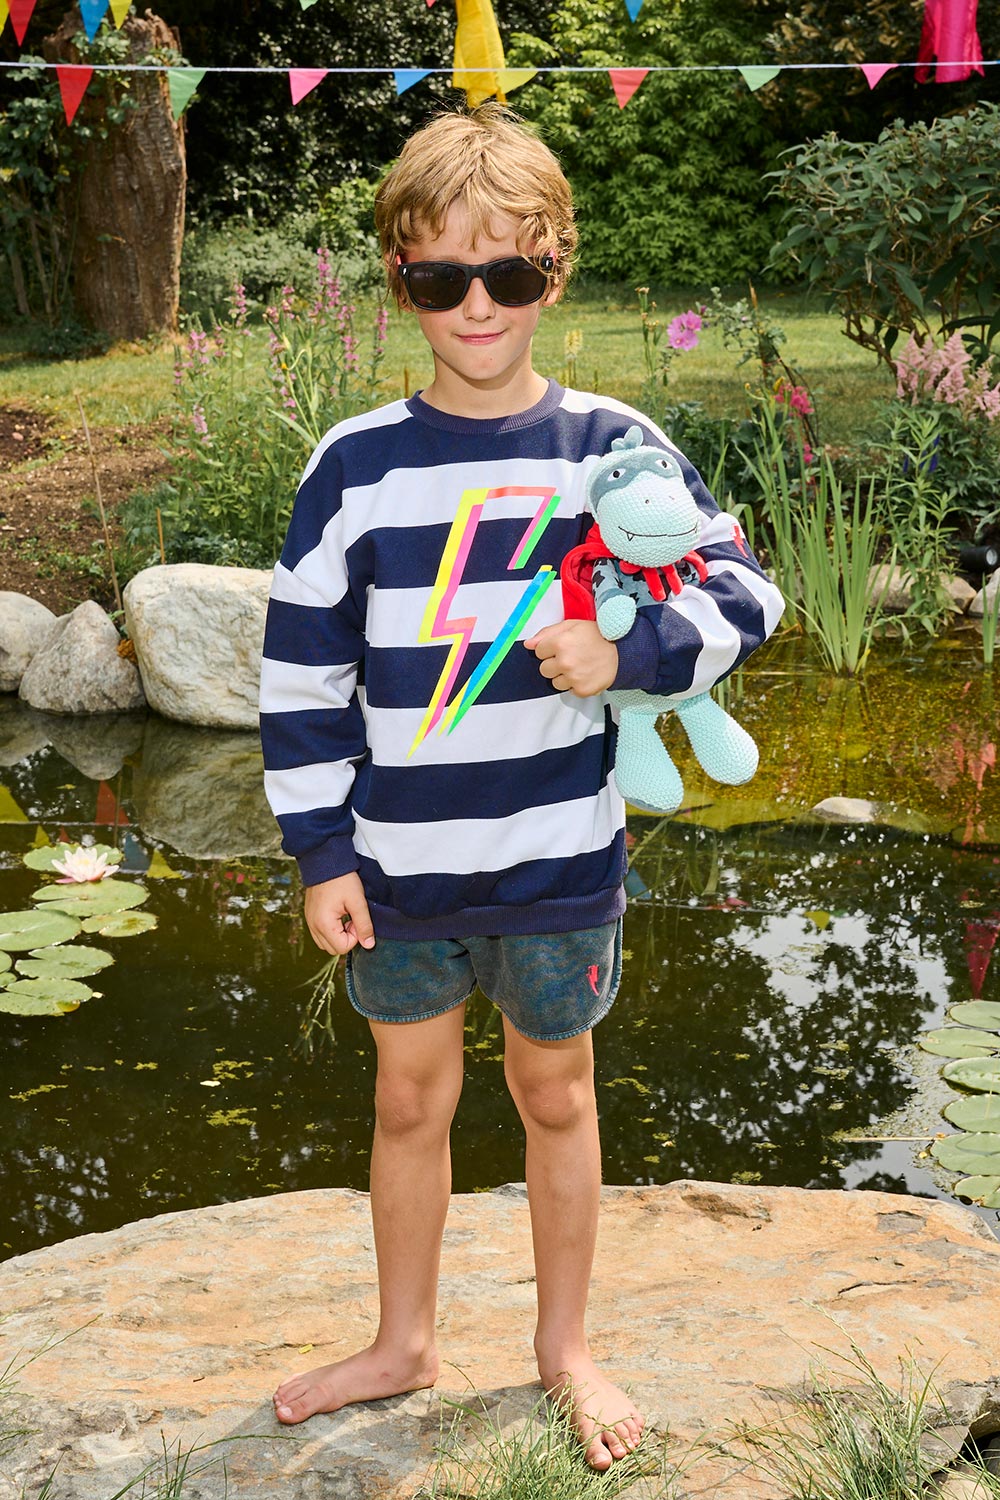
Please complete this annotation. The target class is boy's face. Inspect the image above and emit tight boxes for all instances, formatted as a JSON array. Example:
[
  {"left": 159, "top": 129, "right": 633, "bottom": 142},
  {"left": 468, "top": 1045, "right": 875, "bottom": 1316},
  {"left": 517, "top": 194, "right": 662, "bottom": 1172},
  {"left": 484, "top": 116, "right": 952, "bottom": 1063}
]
[{"left": 399, "top": 204, "right": 559, "bottom": 404}]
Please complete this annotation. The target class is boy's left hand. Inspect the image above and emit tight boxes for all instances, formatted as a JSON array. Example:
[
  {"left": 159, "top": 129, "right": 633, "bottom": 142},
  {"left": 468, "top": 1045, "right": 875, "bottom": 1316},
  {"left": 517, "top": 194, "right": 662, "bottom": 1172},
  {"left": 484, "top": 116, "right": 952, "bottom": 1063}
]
[{"left": 524, "top": 620, "right": 618, "bottom": 697}]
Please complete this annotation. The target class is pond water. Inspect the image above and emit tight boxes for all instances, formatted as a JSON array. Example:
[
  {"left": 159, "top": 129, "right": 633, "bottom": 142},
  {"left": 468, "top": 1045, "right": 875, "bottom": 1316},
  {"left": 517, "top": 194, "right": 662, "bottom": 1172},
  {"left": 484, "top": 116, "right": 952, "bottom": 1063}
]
[{"left": 2, "top": 632, "right": 999, "bottom": 1262}]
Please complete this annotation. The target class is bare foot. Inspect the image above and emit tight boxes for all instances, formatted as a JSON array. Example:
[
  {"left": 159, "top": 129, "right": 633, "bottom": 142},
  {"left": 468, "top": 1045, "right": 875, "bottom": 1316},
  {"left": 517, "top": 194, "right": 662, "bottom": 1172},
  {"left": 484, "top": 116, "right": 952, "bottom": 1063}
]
[
  {"left": 539, "top": 1356, "right": 645, "bottom": 1471},
  {"left": 273, "top": 1342, "right": 439, "bottom": 1425}
]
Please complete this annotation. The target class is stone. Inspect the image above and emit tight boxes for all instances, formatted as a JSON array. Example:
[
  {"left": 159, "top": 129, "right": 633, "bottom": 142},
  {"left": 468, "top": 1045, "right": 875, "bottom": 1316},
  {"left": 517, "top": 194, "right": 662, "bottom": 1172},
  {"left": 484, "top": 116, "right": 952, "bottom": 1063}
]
[
  {"left": 809, "top": 796, "right": 879, "bottom": 823},
  {"left": 0, "top": 698, "right": 50, "bottom": 768},
  {"left": 969, "top": 572, "right": 1000, "bottom": 619},
  {"left": 18, "top": 602, "right": 145, "bottom": 715},
  {"left": 0, "top": 591, "right": 57, "bottom": 691},
  {"left": 868, "top": 564, "right": 913, "bottom": 613},
  {"left": 123, "top": 564, "right": 271, "bottom": 729},
  {"left": 1, "top": 1182, "right": 999, "bottom": 1500},
  {"left": 35, "top": 711, "right": 146, "bottom": 781},
  {"left": 948, "top": 576, "right": 978, "bottom": 614},
  {"left": 132, "top": 716, "right": 283, "bottom": 859}
]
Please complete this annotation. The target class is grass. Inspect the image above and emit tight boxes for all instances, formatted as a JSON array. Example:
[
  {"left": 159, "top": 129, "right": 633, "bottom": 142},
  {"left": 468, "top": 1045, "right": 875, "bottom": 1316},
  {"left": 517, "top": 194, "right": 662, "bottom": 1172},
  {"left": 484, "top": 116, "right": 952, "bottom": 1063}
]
[{"left": 0, "top": 284, "right": 894, "bottom": 449}]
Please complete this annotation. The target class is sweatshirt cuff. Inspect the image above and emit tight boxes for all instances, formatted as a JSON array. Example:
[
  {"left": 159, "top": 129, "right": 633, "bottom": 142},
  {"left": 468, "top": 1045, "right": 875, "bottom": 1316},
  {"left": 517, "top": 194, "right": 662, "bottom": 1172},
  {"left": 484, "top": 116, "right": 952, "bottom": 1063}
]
[
  {"left": 611, "top": 616, "right": 659, "bottom": 691},
  {"left": 295, "top": 835, "right": 360, "bottom": 887}
]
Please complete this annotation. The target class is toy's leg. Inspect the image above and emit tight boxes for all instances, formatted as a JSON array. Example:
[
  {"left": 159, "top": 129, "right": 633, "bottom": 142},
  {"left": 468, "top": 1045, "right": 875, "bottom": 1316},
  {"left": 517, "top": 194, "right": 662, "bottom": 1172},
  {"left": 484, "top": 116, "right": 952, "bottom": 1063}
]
[
  {"left": 613, "top": 703, "right": 683, "bottom": 814},
  {"left": 675, "top": 693, "right": 758, "bottom": 785}
]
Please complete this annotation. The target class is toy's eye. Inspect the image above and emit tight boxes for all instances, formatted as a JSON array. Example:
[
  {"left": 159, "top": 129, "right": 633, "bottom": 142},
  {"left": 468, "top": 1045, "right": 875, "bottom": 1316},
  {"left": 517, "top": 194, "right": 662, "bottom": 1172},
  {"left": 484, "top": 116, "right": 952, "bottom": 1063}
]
[
  {"left": 610, "top": 468, "right": 624, "bottom": 480},
  {"left": 656, "top": 457, "right": 670, "bottom": 469}
]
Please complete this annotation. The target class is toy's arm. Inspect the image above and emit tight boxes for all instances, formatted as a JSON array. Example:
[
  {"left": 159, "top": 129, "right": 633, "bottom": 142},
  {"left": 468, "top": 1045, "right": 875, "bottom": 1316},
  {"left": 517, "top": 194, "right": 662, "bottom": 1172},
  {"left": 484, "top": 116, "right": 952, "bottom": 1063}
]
[
  {"left": 593, "top": 558, "right": 637, "bottom": 641},
  {"left": 611, "top": 459, "right": 785, "bottom": 698}
]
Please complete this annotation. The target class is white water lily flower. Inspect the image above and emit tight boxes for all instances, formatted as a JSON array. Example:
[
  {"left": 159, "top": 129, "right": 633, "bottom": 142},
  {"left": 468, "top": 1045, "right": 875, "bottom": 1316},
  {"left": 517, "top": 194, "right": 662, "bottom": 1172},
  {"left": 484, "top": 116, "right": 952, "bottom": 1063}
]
[{"left": 51, "top": 847, "right": 117, "bottom": 883}]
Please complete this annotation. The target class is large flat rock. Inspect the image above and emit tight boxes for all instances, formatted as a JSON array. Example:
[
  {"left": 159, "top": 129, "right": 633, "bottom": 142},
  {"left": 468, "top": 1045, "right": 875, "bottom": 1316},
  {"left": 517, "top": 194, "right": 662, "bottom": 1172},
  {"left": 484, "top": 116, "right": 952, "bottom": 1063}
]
[{"left": 2, "top": 1183, "right": 999, "bottom": 1498}]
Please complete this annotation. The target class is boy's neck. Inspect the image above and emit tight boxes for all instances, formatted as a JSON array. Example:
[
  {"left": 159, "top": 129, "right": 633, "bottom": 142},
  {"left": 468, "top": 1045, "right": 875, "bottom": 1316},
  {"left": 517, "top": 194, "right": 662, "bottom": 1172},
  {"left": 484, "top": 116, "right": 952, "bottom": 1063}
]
[{"left": 419, "top": 364, "right": 550, "bottom": 422}]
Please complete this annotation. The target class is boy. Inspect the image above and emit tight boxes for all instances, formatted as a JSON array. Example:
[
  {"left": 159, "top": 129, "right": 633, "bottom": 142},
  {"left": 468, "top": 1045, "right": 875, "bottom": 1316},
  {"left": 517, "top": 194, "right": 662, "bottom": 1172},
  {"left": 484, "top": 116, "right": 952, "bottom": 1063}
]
[{"left": 260, "top": 104, "right": 783, "bottom": 1470}]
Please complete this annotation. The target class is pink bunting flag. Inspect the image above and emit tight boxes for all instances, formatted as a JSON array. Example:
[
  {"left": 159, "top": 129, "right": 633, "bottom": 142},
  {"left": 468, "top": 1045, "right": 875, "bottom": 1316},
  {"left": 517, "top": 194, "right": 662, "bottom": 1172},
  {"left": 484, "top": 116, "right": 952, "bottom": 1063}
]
[
  {"left": 9, "top": 0, "right": 37, "bottom": 44},
  {"left": 289, "top": 68, "right": 328, "bottom": 105},
  {"left": 56, "top": 64, "right": 94, "bottom": 124},
  {"left": 916, "top": 0, "right": 983, "bottom": 82},
  {"left": 859, "top": 63, "right": 897, "bottom": 89},
  {"left": 609, "top": 67, "right": 648, "bottom": 108}
]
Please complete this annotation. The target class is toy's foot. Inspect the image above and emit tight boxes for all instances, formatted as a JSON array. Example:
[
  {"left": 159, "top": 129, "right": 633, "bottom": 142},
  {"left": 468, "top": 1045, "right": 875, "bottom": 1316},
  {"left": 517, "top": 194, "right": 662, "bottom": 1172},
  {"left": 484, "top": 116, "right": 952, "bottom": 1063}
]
[
  {"left": 614, "top": 708, "right": 683, "bottom": 813},
  {"left": 676, "top": 694, "right": 758, "bottom": 785}
]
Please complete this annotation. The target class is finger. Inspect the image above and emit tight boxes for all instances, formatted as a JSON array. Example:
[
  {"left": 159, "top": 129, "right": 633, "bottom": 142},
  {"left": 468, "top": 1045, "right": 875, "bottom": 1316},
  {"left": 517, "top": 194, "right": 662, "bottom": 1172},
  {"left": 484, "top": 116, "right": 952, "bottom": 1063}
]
[
  {"left": 344, "top": 899, "right": 376, "bottom": 950},
  {"left": 523, "top": 623, "right": 559, "bottom": 651}
]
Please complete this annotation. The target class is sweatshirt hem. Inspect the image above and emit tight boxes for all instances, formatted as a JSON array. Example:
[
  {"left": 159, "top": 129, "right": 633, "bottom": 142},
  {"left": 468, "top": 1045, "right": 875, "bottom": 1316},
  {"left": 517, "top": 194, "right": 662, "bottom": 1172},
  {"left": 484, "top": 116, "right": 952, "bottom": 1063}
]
[{"left": 368, "top": 885, "right": 626, "bottom": 941}]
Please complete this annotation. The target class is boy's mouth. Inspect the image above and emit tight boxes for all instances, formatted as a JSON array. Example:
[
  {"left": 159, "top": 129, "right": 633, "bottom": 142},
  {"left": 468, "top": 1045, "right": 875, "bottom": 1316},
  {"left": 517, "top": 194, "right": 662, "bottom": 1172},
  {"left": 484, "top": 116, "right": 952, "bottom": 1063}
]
[{"left": 457, "top": 332, "right": 504, "bottom": 345}]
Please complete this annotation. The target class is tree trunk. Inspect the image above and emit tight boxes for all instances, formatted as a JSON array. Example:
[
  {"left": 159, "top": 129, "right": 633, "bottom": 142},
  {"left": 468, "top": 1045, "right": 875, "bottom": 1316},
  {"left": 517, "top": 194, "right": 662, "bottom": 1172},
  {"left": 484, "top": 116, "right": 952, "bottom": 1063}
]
[{"left": 43, "top": 10, "right": 186, "bottom": 341}]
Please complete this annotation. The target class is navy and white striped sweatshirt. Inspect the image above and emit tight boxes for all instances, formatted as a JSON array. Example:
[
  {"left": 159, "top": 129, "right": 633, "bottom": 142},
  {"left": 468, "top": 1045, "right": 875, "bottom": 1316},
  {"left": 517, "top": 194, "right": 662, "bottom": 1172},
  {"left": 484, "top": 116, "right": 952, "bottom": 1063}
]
[{"left": 260, "top": 380, "right": 783, "bottom": 939}]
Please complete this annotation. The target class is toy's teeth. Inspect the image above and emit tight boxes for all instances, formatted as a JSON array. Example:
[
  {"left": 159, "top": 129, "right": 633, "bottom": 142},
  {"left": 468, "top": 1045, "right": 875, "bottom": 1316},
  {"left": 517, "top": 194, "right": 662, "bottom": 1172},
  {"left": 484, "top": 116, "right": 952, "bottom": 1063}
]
[{"left": 624, "top": 530, "right": 634, "bottom": 542}]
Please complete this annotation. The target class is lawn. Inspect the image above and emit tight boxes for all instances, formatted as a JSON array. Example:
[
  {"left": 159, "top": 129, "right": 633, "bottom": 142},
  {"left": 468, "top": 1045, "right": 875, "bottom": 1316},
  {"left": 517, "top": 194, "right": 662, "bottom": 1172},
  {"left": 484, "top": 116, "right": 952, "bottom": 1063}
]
[{"left": 0, "top": 285, "right": 895, "bottom": 450}]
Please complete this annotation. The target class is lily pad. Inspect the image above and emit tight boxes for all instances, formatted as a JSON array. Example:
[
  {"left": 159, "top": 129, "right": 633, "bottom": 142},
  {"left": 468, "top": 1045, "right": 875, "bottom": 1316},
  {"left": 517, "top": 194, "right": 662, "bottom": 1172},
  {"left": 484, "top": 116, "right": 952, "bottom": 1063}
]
[
  {"left": 0, "top": 909, "right": 81, "bottom": 951},
  {"left": 22, "top": 843, "right": 123, "bottom": 874},
  {"left": 0, "top": 951, "right": 10, "bottom": 975},
  {"left": 16, "top": 945, "right": 114, "bottom": 981},
  {"left": 953, "top": 1176, "right": 1000, "bottom": 1209},
  {"left": 942, "top": 1056, "right": 1000, "bottom": 1093},
  {"left": 32, "top": 882, "right": 148, "bottom": 918},
  {"left": 942, "top": 1094, "right": 1000, "bottom": 1132},
  {"left": 948, "top": 1001, "right": 1000, "bottom": 1032},
  {"left": 80, "top": 910, "right": 158, "bottom": 938},
  {"left": 918, "top": 1028, "right": 1000, "bottom": 1059},
  {"left": 931, "top": 1132, "right": 1000, "bottom": 1174},
  {"left": 0, "top": 977, "right": 93, "bottom": 1016}
]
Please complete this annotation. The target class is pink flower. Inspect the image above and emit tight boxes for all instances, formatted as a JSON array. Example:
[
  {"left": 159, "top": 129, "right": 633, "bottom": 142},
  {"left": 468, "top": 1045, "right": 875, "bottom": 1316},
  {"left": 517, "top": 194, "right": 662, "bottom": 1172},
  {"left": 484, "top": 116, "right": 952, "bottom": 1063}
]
[
  {"left": 191, "top": 403, "right": 209, "bottom": 441},
  {"left": 802, "top": 443, "right": 815, "bottom": 465},
  {"left": 375, "top": 306, "right": 388, "bottom": 347},
  {"left": 789, "top": 386, "right": 814, "bottom": 415}
]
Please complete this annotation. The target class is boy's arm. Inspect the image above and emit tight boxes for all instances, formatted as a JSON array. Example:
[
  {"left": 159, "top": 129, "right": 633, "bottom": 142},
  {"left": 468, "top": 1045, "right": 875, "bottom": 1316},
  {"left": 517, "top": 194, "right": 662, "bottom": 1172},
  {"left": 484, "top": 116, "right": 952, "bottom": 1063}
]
[{"left": 259, "top": 445, "right": 369, "bottom": 898}]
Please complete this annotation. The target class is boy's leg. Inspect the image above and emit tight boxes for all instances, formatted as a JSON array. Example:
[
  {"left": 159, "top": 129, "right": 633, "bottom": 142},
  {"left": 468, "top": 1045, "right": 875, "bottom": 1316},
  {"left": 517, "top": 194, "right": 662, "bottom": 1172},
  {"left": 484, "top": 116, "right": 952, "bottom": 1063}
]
[
  {"left": 502, "top": 1018, "right": 644, "bottom": 1470},
  {"left": 274, "top": 1003, "right": 466, "bottom": 1423}
]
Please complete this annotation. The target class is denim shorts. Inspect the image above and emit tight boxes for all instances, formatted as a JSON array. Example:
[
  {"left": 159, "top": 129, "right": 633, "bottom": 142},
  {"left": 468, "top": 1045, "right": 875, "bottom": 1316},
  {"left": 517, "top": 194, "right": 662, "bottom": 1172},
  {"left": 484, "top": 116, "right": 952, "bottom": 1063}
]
[{"left": 344, "top": 920, "right": 623, "bottom": 1042}]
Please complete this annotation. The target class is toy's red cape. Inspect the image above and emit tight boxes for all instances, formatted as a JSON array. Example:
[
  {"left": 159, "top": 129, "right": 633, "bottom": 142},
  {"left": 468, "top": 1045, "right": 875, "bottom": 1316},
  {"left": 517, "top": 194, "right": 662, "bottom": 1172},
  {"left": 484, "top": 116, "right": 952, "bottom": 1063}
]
[{"left": 560, "top": 522, "right": 708, "bottom": 620}]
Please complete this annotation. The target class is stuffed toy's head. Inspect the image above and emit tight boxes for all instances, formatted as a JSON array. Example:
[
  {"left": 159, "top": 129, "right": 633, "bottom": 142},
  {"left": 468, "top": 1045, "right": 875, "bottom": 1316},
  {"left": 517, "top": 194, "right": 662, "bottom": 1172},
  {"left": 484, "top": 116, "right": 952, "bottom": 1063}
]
[{"left": 586, "top": 425, "right": 701, "bottom": 569}]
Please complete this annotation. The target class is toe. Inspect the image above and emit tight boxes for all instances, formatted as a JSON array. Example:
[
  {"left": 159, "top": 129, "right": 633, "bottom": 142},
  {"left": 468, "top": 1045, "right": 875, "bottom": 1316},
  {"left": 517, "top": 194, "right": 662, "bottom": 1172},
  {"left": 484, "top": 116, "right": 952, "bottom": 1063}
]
[
  {"left": 585, "top": 1435, "right": 614, "bottom": 1471},
  {"left": 603, "top": 1427, "right": 629, "bottom": 1459}
]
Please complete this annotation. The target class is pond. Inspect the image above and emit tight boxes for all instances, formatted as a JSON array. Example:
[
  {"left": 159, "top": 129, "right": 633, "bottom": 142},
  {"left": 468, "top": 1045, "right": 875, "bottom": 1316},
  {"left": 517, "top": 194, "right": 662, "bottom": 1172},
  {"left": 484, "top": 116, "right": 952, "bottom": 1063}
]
[{"left": 2, "top": 631, "right": 999, "bottom": 1263}]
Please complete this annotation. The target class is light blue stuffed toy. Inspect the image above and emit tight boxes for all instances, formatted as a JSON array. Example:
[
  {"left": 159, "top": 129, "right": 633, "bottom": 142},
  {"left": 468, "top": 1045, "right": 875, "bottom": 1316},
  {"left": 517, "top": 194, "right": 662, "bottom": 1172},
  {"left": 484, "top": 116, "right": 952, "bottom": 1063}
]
[{"left": 561, "top": 425, "right": 759, "bottom": 814}]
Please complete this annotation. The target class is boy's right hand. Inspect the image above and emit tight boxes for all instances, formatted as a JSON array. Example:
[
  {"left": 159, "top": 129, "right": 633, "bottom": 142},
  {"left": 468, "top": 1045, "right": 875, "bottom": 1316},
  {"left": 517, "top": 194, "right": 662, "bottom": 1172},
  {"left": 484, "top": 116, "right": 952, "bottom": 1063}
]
[{"left": 304, "top": 872, "right": 375, "bottom": 955}]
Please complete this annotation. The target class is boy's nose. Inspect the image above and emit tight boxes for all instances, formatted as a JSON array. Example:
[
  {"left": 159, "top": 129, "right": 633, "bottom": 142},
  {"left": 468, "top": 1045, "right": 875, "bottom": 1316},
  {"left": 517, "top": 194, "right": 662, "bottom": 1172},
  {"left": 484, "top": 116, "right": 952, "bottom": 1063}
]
[{"left": 461, "top": 275, "right": 496, "bottom": 319}]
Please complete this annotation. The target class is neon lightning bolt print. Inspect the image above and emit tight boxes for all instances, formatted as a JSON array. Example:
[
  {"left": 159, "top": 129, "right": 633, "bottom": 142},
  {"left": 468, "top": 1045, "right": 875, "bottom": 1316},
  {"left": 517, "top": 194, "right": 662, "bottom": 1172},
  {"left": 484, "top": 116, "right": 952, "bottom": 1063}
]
[{"left": 408, "top": 485, "right": 560, "bottom": 757}]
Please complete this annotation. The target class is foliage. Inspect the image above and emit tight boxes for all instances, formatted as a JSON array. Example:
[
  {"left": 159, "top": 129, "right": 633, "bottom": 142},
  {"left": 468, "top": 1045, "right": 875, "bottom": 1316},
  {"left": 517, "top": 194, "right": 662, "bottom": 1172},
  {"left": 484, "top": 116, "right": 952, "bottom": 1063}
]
[
  {"left": 768, "top": 103, "right": 1000, "bottom": 368},
  {"left": 509, "top": 0, "right": 786, "bottom": 284},
  {"left": 128, "top": 259, "right": 387, "bottom": 570},
  {"left": 877, "top": 405, "right": 959, "bottom": 637},
  {"left": 181, "top": 218, "right": 321, "bottom": 322}
]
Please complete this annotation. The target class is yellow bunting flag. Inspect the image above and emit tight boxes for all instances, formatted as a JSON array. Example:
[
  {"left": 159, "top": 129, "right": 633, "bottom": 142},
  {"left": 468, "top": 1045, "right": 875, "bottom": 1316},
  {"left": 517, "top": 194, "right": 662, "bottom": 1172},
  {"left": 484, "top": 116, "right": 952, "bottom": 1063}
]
[
  {"left": 167, "top": 66, "right": 205, "bottom": 119},
  {"left": 453, "top": 0, "right": 507, "bottom": 107},
  {"left": 0, "top": 786, "right": 28, "bottom": 823},
  {"left": 146, "top": 849, "right": 182, "bottom": 879},
  {"left": 109, "top": 0, "right": 131, "bottom": 24},
  {"left": 497, "top": 66, "right": 537, "bottom": 95},
  {"left": 0, "top": 0, "right": 8, "bottom": 35}
]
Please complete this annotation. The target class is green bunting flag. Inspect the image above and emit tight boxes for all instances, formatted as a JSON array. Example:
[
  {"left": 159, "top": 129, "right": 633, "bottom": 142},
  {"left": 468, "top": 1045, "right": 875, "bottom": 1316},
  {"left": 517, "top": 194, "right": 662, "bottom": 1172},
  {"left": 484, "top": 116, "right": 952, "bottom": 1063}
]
[
  {"left": 738, "top": 65, "right": 781, "bottom": 91},
  {"left": 167, "top": 66, "right": 205, "bottom": 118}
]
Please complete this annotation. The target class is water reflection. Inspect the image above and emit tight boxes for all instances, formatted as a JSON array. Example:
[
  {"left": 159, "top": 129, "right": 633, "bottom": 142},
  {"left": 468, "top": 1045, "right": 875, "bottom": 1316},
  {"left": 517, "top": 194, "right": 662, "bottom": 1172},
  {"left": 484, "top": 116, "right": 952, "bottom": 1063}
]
[{"left": 2, "top": 636, "right": 999, "bottom": 1261}]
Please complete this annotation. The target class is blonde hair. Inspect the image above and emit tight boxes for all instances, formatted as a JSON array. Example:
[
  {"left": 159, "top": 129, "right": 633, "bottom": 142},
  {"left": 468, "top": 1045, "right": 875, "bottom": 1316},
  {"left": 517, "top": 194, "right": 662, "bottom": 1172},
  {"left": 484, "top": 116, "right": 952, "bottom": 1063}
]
[{"left": 374, "top": 104, "right": 577, "bottom": 308}]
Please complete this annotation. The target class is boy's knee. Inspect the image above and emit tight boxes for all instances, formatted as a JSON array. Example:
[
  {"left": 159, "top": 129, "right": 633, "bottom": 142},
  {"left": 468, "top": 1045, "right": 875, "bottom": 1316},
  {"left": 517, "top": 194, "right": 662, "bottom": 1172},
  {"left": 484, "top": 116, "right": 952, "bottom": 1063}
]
[
  {"left": 375, "top": 1072, "right": 460, "bottom": 1137},
  {"left": 506, "top": 1070, "right": 594, "bottom": 1133}
]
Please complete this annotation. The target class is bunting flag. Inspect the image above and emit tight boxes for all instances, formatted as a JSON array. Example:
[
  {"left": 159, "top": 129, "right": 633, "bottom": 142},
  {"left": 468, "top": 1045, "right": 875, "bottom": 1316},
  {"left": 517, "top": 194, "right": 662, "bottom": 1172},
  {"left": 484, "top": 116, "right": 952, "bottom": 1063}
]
[
  {"left": 56, "top": 63, "right": 93, "bottom": 122},
  {"left": 738, "top": 64, "right": 781, "bottom": 91},
  {"left": 453, "top": 0, "right": 507, "bottom": 106},
  {"left": 394, "top": 67, "right": 432, "bottom": 94},
  {"left": 0, "top": 0, "right": 8, "bottom": 35},
  {"left": 8, "top": 0, "right": 36, "bottom": 45},
  {"left": 298, "top": 0, "right": 320, "bottom": 9},
  {"left": 78, "top": 0, "right": 109, "bottom": 43},
  {"left": 860, "top": 62, "right": 897, "bottom": 88},
  {"left": 609, "top": 67, "right": 648, "bottom": 107},
  {"left": 289, "top": 67, "right": 327, "bottom": 103},
  {"left": 166, "top": 66, "right": 205, "bottom": 118},
  {"left": 498, "top": 65, "right": 537, "bottom": 93},
  {"left": 916, "top": 0, "right": 983, "bottom": 81},
  {"left": 109, "top": 0, "right": 130, "bottom": 25},
  {"left": 624, "top": 0, "right": 643, "bottom": 18}
]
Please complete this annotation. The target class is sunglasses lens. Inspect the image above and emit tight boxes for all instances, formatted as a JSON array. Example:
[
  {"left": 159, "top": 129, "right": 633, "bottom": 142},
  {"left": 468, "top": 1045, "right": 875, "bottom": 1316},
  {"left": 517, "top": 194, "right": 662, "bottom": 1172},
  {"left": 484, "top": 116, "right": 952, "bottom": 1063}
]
[
  {"left": 484, "top": 259, "right": 548, "bottom": 305},
  {"left": 404, "top": 263, "right": 469, "bottom": 310}
]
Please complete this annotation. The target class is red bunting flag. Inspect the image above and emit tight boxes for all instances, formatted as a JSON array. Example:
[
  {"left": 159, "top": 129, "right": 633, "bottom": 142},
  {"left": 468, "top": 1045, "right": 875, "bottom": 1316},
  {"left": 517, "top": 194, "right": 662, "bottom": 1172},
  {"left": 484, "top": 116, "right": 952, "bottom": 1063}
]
[
  {"left": 56, "top": 65, "right": 94, "bottom": 124},
  {"left": 859, "top": 63, "right": 897, "bottom": 89},
  {"left": 916, "top": 0, "right": 983, "bottom": 81},
  {"left": 289, "top": 68, "right": 328, "bottom": 104},
  {"left": 609, "top": 67, "right": 648, "bottom": 107},
  {"left": 9, "top": 0, "right": 37, "bottom": 44}
]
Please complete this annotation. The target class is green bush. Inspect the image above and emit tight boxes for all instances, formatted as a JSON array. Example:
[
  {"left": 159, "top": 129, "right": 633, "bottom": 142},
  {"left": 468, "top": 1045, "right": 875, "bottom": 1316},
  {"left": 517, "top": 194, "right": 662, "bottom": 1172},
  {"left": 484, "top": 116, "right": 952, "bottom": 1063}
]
[
  {"left": 180, "top": 218, "right": 321, "bottom": 321},
  {"left": 768, "top": 102, "right": 1000, "bottom": 367}
]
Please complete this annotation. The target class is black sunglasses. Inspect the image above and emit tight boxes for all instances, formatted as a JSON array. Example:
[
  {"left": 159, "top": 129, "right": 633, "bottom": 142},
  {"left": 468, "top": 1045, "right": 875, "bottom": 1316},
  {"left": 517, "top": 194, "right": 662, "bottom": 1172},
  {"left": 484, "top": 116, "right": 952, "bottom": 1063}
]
[{"left": 398, "top": 254, "right": 555, "bottom": 311}]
